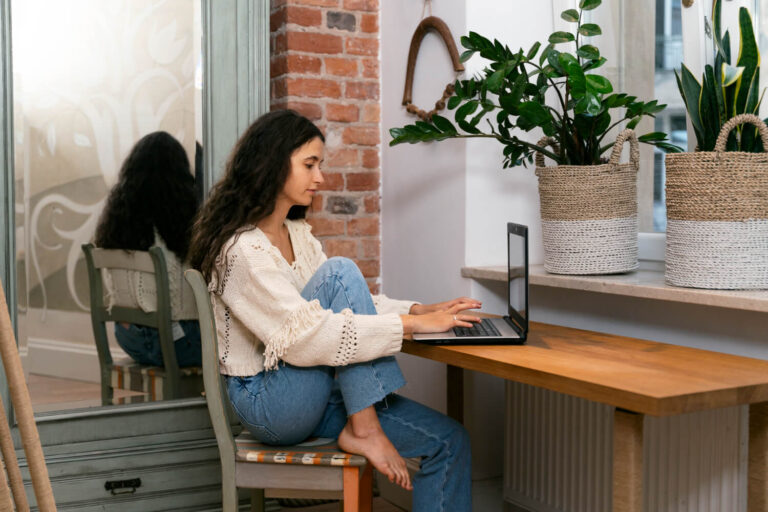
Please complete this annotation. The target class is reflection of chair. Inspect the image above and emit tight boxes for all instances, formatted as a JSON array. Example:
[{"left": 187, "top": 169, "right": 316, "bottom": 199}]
[
  {"left": 0, "top": 281, "right": 56, "bottom": 510},
  {"left": 82, "top": 244, "right": 203, "bottom": 405},
  {"left": 184, "top": 269, "right": 374, "bottom": 512}
]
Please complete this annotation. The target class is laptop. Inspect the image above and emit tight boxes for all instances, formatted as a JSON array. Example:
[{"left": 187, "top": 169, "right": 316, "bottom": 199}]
[{"left": 413, "top": 223, "right": 529, "bottom": 345}]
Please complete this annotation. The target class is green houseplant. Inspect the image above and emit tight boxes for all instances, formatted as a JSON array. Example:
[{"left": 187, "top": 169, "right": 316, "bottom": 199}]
[
  {"left": 665, "top": 0, "right": 768, "bottom": 290},
  {"left": 675, "top": 0, "right": 765, "bottom": 152},
  {"left": 389, "top": 0, "right": 680, "bottom": 167},
  {"left": 389, "top": 0, "right": 680, "bottom": 275}
]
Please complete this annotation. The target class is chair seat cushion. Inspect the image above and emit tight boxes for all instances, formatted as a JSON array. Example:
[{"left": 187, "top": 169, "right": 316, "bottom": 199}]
[{"left": 234, "top": 431, "right": 367, "bottom": 467}]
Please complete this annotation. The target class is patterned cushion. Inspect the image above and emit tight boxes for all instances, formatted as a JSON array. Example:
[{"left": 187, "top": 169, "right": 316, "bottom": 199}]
[
  {"left": 110, "top": 357, "right": 203, "bottom": 402},
  {"left": 234, "top": 431, "right": 367, "bottom": 467}
]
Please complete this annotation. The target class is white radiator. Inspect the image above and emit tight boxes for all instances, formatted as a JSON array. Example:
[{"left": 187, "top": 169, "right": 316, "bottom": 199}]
[{"left": 503, "top": 382, "right": 746, "bottom": 512}]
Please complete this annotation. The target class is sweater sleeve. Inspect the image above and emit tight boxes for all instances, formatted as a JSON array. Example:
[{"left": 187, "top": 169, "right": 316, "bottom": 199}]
[
  {"left": 220, "top": 242, "right": 403, "bottom": 370},
  {"left": 372, "top": 294, "right": 419, "bottom": 315}
]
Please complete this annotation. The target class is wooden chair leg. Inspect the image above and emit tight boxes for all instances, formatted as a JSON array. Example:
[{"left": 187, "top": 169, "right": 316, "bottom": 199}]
[
  {"left": 359, "top": 464, "right": 373, "bottom": 512},
  {"left": 343, "top": 466, "right": 361, "bottom": 512},
  {"left": 221, "top": 472, "right": 238, "bottom": 512},
  {"left": 250, "top": 488, "right": 265, "bottom": 512}
]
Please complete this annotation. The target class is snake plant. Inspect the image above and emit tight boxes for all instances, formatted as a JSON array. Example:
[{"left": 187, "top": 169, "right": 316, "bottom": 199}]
[{"left": 676, "top": 0, "right": 766, "bottom": 151}]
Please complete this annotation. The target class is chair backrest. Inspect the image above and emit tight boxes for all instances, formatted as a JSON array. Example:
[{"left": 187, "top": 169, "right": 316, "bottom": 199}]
[
  {"left": 184, "top": 269, "right": 237, "bottom": 463},
  {"left": 81, "top": 244, "right": 180, "bottom": 392}
]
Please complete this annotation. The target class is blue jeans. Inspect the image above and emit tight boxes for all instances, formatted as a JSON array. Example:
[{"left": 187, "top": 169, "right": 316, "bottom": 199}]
[
  {"left": 226, "top": 257, "right": 472, "bottom": 512},
  {"left": 114, "top": 320, "right": 202, "bottom": 367}
]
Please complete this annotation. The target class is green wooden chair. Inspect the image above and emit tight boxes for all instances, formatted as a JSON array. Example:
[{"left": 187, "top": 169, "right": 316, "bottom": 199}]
[
  {"left": 184, "top": 268, "right": 374, "bottom": 512},
  {"left": 82, "top": 243, "right": 203, "bottom": 405}
]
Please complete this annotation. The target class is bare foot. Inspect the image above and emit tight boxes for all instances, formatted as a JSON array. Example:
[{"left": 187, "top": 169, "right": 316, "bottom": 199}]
[{"left": 338, "top": 422, "right": 413, "bottom": 491}]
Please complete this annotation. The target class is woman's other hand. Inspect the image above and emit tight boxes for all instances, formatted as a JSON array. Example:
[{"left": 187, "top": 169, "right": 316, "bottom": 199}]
[
  {"left": 409, "top": 297, "right": 481, "bottom": 316},
  {"left": 400, "top": 311, "right": 481, "bottom": 334}
]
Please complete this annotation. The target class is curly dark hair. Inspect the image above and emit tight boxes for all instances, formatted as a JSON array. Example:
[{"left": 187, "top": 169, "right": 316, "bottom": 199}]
[
  {"left": 188, "top": 109, "right": 324, "bottom": 284},
  {"left": 95, "top": 131, "right": 198, "bottom": 260}
]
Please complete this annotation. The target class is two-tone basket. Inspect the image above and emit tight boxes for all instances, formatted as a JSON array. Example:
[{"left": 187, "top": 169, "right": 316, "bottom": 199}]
[
  {"left": 664, "top": 114, "right": 768, "bottom": 289},
  {"left": 535, "top": 129, "right": 639, "bottom": 275}
]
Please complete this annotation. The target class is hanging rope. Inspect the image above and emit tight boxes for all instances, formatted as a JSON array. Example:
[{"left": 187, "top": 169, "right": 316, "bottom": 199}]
[
  {"left": 0, "top": 393, "right": 28, "bottom": 510},
  {"left": 420, "top": 0, "right": 433, "bottom": 20},
  {"left": 0, "top": 287, "right": 56, "bottom": 511}
]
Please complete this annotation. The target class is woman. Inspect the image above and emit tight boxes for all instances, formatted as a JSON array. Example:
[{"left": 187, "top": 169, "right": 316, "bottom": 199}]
[
  {"left": 188, "top": 110, "right": 480, "bottom": 510},
  {"left": 95, "top": 131, "right": 201, "bottom": 368}
]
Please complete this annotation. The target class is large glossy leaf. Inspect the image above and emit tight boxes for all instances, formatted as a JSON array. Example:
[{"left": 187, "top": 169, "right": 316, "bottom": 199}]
[
  {"left": 679, "top": 64, "right": 704, "bottom": 145},
  {"left": 460, "top": 50, "right": 475, "bottom": 63},
  {"left": 577, "top": 45, "right": 600, "bottom": 60},
  {"left": 586, "top": 74, "right": 613, "bottom": 94},
  {"left": 711, "top": 0, "right": 728, "bottom": 62},
  {"left": 575, "top": 93, "right": 601, "bottom": 115},
  {"left": 579, "top": 0, "right": 601, "bottom": 10},
  {"left": 722, "top": 31, "right": 731, "bottom": 66},
  {"left": 579, "top": 24, "right": 602, "bottom": 37},
  {"left": 735, "top": 7, "right": 760, "bottom": 114},
  {"left": 455, "top": 101, "right": 480, "bottom": 123},
  {"left": 626, "top": 117, "right": 641, "bottom": 130},
  {"left": 653, "top": 141, "right": 685, "bottom": 153},
  {"left": 499, "top": 74, "right": 527, "bottom": 112},
  {"left": 539, "top": 43, "right": 555, "bottom": 65},
  {"left": 526, "top": 41, "right": 541, "bottom": 60},
  {"left": 431, "top": 115, "right": 457, "bottom": 134},
  {"left": 518, "top": 101, "right": 551, "bottom": 126},
  {"left": 549, "top": 31, "right": 575, "bottom": 44},
  {"left": 637, "top": 132, "right": 667, "bottom": 142},
  {"left": 700, "top": 66, "right": 719, "bottom": 150},
  {"left": 561, "top": 9, "right": 579, "bottom": 22},
  {"left": 486, "top": 68, "right": 506, "bottom": 93},
  {"left": 595, "top": 112, "right": 611, "bottom": 134},
  {"left": 583, "top": 57, "right": 607, "bottom": 71},
  {"left": 563, "top": 56, "right": 586, "bottom": 95},
  {"left": 547, "top": 50, "right": 564, "bottom": 74},
  {"left": 721, "top": 63, "right": 744, "bottom": 87}
]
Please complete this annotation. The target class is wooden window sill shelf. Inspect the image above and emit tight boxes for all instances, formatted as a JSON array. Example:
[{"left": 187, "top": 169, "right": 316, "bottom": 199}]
[{"left": 461, "top": 263, "right": 768, "bottom": 313}]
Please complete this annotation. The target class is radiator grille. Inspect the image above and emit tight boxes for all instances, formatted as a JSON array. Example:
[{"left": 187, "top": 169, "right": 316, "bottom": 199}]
[{"left": 504, "top": 382, "right": 745, "bottom": 512}]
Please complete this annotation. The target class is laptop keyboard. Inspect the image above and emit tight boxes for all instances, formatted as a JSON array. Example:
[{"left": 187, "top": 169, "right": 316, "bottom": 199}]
[{"left": 453, "top": 318, "right": 502, "bottom": 337}]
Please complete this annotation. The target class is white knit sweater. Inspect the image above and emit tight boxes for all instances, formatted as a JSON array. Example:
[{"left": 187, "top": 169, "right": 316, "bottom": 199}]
[{"left": 209, "top": 219, "right": 416, "bottom": 376}]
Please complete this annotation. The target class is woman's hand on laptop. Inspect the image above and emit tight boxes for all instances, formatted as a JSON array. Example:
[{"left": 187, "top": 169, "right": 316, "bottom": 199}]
[
  {"left": 409, "top": 297, "right": 482, "bottom": 316},
  {"left": 400, "top": 311, "right": 481, "bottom": 334}
]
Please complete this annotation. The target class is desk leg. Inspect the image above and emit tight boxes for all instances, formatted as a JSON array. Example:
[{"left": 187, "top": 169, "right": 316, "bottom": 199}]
[
  {"left": 613, "top": 408, "right": 643, "bottom": 512},
  {"left": 446, "top": 365, "right": 463, "bottom": 424},
  {"left": 749, "top": 401, "right": 768, "bottom": 511}
]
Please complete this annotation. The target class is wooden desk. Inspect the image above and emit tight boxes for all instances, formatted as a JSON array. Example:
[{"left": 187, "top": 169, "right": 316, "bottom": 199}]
[{"left": 402, "top": 321, "right": 768, "bottom": 512}]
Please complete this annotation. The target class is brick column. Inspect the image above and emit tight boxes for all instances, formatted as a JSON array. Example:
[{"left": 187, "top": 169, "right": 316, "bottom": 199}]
[{"left": 270, "top": 0, "right": 382, "bottom": 293}]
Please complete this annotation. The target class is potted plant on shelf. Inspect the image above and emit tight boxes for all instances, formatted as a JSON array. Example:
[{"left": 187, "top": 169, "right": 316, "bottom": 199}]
[
  {"left": 665, "top": 0, "right": 768, "bottom": 290},
  {"left": 389, "top": 0, "right": 680, "bottom": 275}
]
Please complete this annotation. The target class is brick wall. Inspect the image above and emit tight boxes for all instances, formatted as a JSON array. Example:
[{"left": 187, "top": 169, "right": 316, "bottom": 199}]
[{"left": 270, "top": 0, "right": 382, "bottom": 293}]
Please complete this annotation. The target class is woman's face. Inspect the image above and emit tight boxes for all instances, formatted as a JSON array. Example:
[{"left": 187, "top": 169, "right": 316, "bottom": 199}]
[{"left": 279, "top": 136, "right": 325, "bottom": 207}]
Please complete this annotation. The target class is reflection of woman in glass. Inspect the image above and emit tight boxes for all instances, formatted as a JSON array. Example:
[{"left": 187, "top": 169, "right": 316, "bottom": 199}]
[
  {"left": 95, "top": 131, "right": 201, "bottom": 367},
  {"left": 189, "top": 110, "right": 478, "bottom": 510}
]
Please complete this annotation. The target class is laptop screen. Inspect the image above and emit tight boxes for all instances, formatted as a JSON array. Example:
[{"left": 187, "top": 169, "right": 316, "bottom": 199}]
[{"left": 507, "top": 223, "right": 528, "bottom": 334}]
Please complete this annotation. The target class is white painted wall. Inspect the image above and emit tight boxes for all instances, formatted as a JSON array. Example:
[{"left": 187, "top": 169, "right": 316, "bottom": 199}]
[
  {"left": 381, "top": 0, "right": 468, "bottom": 415},
  {"left": 382, "top": 0, "right": 556, "bottom": 481},
  {"left": 464, "top": 1, "right": 552, "bottom": 269}
]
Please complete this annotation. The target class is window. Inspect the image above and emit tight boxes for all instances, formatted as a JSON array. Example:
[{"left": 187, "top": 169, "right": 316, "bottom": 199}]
[{"left": 653, "top": 0, "right": 688, "bottom": 232}]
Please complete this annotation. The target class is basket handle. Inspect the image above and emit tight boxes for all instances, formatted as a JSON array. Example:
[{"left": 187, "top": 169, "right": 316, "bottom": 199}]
[
  {"left": 714, "top": 113, "right": 768, "bottom": 152},
  {"left": 608, "top": 129, "right": 639, "bottom": 167},
  {"left": 535, "top": 137, "right": 560, "bottom": 167}
]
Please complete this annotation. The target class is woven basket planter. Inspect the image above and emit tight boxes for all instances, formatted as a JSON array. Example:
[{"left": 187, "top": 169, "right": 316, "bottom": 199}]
[
  {"left": 664, "top": 114, "right": 768, "bottom": 289},
  {"left": 535, "top": 129, "right": 639, "bottom": 275}
]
